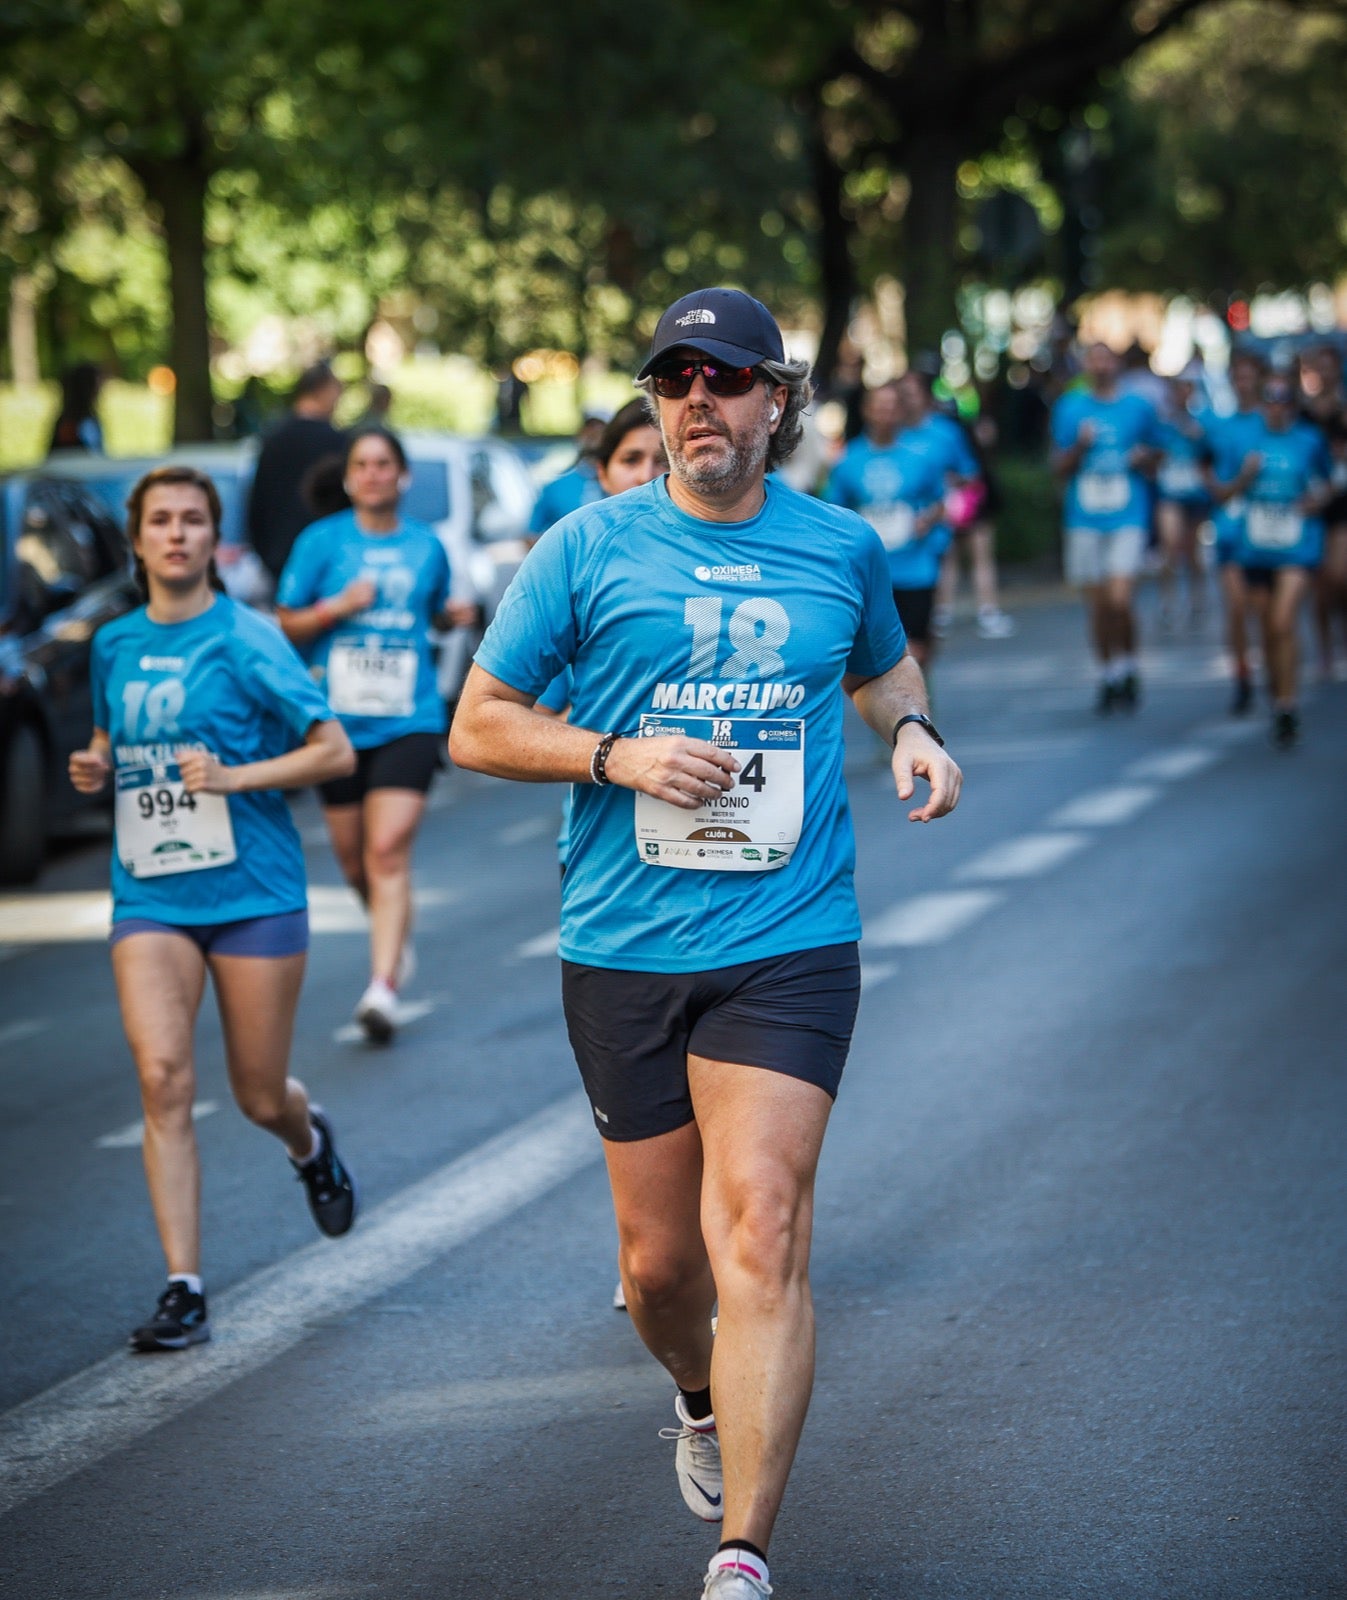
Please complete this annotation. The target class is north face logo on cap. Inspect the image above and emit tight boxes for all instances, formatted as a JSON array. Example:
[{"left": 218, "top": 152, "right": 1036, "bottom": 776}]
[{"left": 676, "top": 309, "right": 717, "bottom": 326}]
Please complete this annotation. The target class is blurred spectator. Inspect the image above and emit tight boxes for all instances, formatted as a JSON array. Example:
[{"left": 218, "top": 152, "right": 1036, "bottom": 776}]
[
  {"left": 353, "top": 381, "right": 393, "bottom": 432},
  {"left": 300, "top": 455, "right": 352, "bottom": 521},
  {"left": 247, "top": 362, "right": 344, "bottom": 581},
  {"left": 47, "top": 362, "right": 105, "bottom": 455},
  {"left": 495, "top": 365, "right": 528, "bottom": 433}
]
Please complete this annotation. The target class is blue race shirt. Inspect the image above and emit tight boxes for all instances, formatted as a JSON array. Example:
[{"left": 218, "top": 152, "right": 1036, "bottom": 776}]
[
  {"left": 1051, "top": 389, "right": 1160, "bottom": 531},
  {"left": 276, "top": 510, "right": 450, "bottom": 750},
  {"left": 1204, "top": 408, "right": 1266, "bottom": 555},
  {"left": 91, "top": 597, "right": 331, "bottom": 924},
  {"left": 476, "top": 476, "right": 907, "bottom": 973},
  {"left": 825, "top": 436, "right": 948, "bottom": 589},
  {"left": 1238, "top": 418, "right": 1331, "bottom": 569},
  {"left": 1156, "top": 410, "right": 1211, "bottom": 505},
  {"left": 896, "top": 412, "right": 980, "bottom": 562},
  {"left": 529, "top": 462, "right": 604, "bottom": 534}
]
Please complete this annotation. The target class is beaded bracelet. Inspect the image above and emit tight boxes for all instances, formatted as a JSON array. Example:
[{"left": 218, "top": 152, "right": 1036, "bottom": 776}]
[{"left": 590, "top": 731, "right": 620, "bottom": 785}]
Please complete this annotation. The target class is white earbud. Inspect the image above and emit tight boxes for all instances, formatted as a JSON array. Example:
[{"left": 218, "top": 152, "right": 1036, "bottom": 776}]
[{"left": 769, "top": 404, "right": 781, "bottom": 423}]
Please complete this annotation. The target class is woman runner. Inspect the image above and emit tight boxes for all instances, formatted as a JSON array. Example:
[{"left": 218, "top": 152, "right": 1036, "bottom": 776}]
[
  {"left": 69, "top": 465, "right": 358, "bottom": 1353},
  {"left": 277, "top": 427, "right": 473, "bottom": 1041}
]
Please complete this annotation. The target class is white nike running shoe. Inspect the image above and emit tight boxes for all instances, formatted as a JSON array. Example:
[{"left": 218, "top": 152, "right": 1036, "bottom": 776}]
[
  {"left": 355, "top": 978, "right": 398, "bottom": 1044},
  {"left": 659, "top": 1392, "right": 723, "bottom": 1522},
  {"left": 702, "top": 1567, "right": 772, "bottom": 1598}
]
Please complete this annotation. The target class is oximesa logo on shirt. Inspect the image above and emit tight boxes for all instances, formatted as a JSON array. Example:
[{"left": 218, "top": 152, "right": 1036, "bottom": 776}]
[
  {"left": 676, "top": 309, "right": 717, "bottom": 327},
  {"left": 694, "top": 563, "right": 762, "bottom": 583}
]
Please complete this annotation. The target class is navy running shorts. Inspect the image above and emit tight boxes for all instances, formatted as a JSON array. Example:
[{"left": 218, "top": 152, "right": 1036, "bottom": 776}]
[
  {"left": 561, "top": 941, "right": 861, "bottom": 1142},
  {"left": 109, "top": 908, "right": 310, "bottom": 958}
]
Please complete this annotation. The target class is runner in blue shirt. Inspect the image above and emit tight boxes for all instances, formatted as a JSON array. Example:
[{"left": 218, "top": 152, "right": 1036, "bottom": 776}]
[
  {"left": 451, "top": 287, "right": 962, "bottom": 1600},
  {"left": 1217, "top": 377, "right": 1332, "bottom": 747},
  {"left": 825, "top": 380, "right": 947, "bottom": 668},
  {"left": 1154, "top": 362, "right": 1211, "bottom": 631},
  {"left": 1203, "top": 350, "right": 1268, "bottom": 714},
  {"left": 277, "top": 427, "right": 473, "bottom": 1041},
  {"left": 1050, "top": 342, "right": 1161, "bottom": 712},
  {"left": 529, "top": 457, "right": 604, "bottom": 535},
  {"left": 69, "top": 466, "right": 358, "bottom": 1354}
]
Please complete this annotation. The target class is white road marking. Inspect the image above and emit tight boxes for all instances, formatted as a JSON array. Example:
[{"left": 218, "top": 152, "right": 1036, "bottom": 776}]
[
  {"left": 0, "top": 1018, "right": 49, "bottom": 1048},
  {"left": 1126, "top": 747, "right": 1220, "bottom": 782},
  {"left": 498, "top": 815, "right": 555, "bottom": 845},
  {"left": 866, "top": 890, "right": 1003, "bottom": 948},
  {"left": 517, "top": 927, "right": 561, "bottom": 959},
  {"left": 859, "top": 962, "right": 897, "bottom": 989},
  {"left": 955, "top": 832, "right": 1088, "bottom": 882},
  {"left": 0, "top": 890, "right": 111, "bottom": 944},
  {"left": 1192, "top": 718, "right": 1262, "bottom": 745},
  {"left": 0, "top": 1092, "right": 600, "bottom": 1518},
  {"left": 96, "top": 1100, "right": 220, "bottom": 1150},
  {"left": 1049, "top": 785, "right": 1159, "bottom": 828},
  {"left": 333, "top": 998, "right": 439, "bottom": 1044}
]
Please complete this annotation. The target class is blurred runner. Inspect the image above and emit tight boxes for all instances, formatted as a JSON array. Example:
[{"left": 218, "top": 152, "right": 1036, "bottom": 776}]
[
  {"left": 276, "top": 427, "right": 474, "bottom": 1042},
  {"left": 934, "top": 408, "right": 1016, "bottom": 640},
  {"left": 825, "top": 381, "right": 947, "bottom": 670},
  {"left": 247, "top": 362, "right": 345, "bottom": 584},
  {"left": 451, "top": 286, "right": 962, "bottom": 1600},
  {"left": 1298, "top": 343, "right": 1347, "bottom": 677},
  {"left": 1226, "top": 377, "right": 1332, "bottom": 747},
  {"left": 528, "top": 408, "right": 611, "bottom": 536},
  {"left": 1154, "top": 361, "right": 1211, "bottom": 631},
  {"left": 68, "top": 466, "right": 357, "bottom": 1353},
  {"left": 1050, "top": 342, "right": 1161, "bottom": 713},
  {"left": 1203, "top": 350, "right": 1267, "bottom": 714}
]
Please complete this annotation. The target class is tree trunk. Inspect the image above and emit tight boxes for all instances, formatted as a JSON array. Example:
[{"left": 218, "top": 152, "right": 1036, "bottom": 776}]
[
  {"left": 900, "top": 128, "right": 963, "bottom": 361},
  {"left": 808, "top": 128, "right": 855, "bottom": 391},
  {"left": 8, "top": 274, "right": 40, "bottom": 385},
  {"left": 139, "top": 156, "right": 214, "bottom": 442}
]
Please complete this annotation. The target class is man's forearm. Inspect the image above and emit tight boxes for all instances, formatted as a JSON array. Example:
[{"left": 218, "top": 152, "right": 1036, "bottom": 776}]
[
  {"left": 845, "top": 653, "right": 931, "bottom": 746},
  {"left": 449, "top": 693, "right": 601, "bottom": 784}
]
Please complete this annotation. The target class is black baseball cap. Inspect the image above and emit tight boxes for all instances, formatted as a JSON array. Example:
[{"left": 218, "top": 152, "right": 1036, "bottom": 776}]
[{"left": 636, "top": 288, "right": 785, "bottom": 379}]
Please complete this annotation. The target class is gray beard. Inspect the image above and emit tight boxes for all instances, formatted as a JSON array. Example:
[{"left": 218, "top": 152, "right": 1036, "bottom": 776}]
[{"left": 668, "top": 409, "right": 771, "bottom": 497}]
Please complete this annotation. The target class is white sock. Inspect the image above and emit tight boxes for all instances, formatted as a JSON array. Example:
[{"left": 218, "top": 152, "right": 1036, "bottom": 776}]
[
  {"left": 1117, "top": 654, "right": 1137, "bottom": 677},
  {"left": 293, "top": 1119, "right": 324, "bottom": 1166},
  {"left": 708, "top": 1547, "right": 769, "bottom": 1588},
  {"left": 168, "top": 1273, "right": 203, "bottom": 1296}
]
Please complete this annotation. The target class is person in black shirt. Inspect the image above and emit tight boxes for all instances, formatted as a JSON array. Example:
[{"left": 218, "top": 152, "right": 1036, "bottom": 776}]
[{"left": 247, "top": 363, "right": 344, "bottom": 580}]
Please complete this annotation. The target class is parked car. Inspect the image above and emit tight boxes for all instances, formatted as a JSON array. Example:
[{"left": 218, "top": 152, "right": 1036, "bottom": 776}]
[{"left": 0, "top": 465, "right": 140, "bottom": 882}]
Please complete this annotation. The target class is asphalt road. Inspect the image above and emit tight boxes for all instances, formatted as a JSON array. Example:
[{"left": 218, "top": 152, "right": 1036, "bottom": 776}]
[{"left": 1, "top": 588, "right": 1343, "bottom": 1599}]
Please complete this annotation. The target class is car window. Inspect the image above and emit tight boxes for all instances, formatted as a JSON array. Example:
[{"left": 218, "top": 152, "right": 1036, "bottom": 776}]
[
  {"left": 469, "top": 446, "right": 533, "bottom": 542},
  {"left": 11, "top": 481, "right": 121, "bottom": 627},
  {"left": 404, "top": 460, "right": 451, "bottom": 525}
]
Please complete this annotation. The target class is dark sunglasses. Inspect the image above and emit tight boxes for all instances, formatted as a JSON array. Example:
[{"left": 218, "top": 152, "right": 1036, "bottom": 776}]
[{"left": 649, "top": 358, "right": 759, "bottom": 399}]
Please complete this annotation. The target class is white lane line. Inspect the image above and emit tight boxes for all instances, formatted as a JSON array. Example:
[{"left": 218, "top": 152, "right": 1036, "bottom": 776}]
[
  {"left": 1049, "top": 785, "right": 1159, "bottom": 828},
  {"left": 0, "top": 890, "right": 111, "bottom": 944},
  {"left": 1192, "top": 718, "right": 1262, "bottom": 745},
  {"left": 517, "top": 927, "right": 560, "bottom": 959},
  {"left": 1126, "top": 747, "right": 1220, "bottom": 782},
  {"left": 96, "top": 1100, "right": 220, "bottom": 1150},
  {"left": 866, "top": 890, "right": 1003, "bottom": 949},
  {"left": 498, "top": 816, "right": 555, "bottom": 845},
  {"left": 1, "top": 1092, "right": 599, "bottom": 1518},
  {"left": 0, "top": 1018, "right": 49, "bottom": 1048},
  {"left": 332, "top": 998, "right": 439, "bottom": 1044},
  {"left": 954, "top": 832, "right": 1088, "bottom": 882},
  {"left": 859, "top": 962, "right": 897, "bottom": 989}
]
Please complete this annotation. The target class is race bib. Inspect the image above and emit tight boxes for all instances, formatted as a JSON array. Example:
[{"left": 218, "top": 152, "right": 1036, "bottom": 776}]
[
  {"left": 862, "top": 503, "right": 916, "bottom": 551},
  {"left": 115, "top": 762, "right": 236, "bottom": 879},
  {"left": 1077, "top": 473, "right": 1130, "bottom": 515},
  {"left": 327, "top": 641, "right": 417, "bottom": 717},
  {"left": 1246, "top": 505, "right": 1304, "bottom": 551},
  {"left": 1159, "top": 461, "right": 1202, "bottom": 498},
  {"left": 633, "top": 715, "right": 804, "bottom": 872}
]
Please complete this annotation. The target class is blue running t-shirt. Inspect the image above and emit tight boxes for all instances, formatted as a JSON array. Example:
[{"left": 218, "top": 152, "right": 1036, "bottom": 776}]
[
  {"left": 91, "top": 596, "right": 332, "bottom": 924},
  {"left": 1051, "top": 390, "right": 1160, "bottom": 531},
  {"left": 529, "top": 463, "right": 604, "bottom": 535},
  {"left": 1156, "top": 411, "right": 1211, "bottom": 505},
  {"left": 1204, "top": 407, "right": 1266, "bottom": 557},
  {"left": 1238, "top": 418, "right": 1331, "bottom": 569},
  {"left": 825, "top": 437, "right": 947, "bottom": 589},
  {"left": 277, "top": 510, "right": 451, "bottom": 750},
  {"left": 476, "top": 476, "right": 907, "bottom": 972}
]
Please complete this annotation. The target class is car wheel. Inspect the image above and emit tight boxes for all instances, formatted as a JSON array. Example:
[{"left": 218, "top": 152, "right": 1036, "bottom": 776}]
[{"left": 0, "top": 722, "right": 48, "bottom": 885}]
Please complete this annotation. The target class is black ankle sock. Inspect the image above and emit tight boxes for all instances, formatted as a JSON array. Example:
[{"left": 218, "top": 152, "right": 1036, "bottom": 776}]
[
  {"left": 718, "top": 1539, "right": 768, "bottom": 1565},
  {"left": 678, "top": 1383, "right": 713, "bottom": 1422}
]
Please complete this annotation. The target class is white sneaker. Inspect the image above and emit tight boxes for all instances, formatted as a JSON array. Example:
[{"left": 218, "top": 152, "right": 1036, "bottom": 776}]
[
  {"left": 977, "top": 606, "right": 1016, "bottom": 639},
  {"left": 396, "top": 941, "right": 417, "bottom": 991},
  {"left": 612, "top": 1279, "right": 627, "bottom": 1311},
  {"left": 703, "top": 1568, "right": 772, "bottom": 1598},
  {"left": 355, "top": 978, "right": 398, "bottom": 1043},
  {"left": 659, "top": 1393, "right": 723, "bottom": 1522}
]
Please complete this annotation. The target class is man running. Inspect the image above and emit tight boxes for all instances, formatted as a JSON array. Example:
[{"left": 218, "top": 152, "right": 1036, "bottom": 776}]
[
  {"left": 450, "top": 287, "right": 962, "bottom": 1600},
  {"left": 1050, "top": 342, "right": 1161, "bottom": 712}
]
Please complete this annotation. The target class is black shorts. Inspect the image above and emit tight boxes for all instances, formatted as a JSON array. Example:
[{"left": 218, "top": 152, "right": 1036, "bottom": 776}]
[
  {"left": 893, "top": 585, "right": 935, "bottom": 645},
  {"left": 318, "top": 731, "right": 443, "bottom": 807},
  {"left": 1241, "top": 564, "right": 1314, "bottom": 591},
  {"left": 561, "top": 942, "right": 861, "bottom": 1142}
]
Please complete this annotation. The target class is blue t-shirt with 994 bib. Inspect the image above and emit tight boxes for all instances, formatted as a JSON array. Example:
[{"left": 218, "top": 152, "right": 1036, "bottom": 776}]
[
  {"left": 475, "top": 476, "right": 907, "bottom": 973},
  {"left": 91, "top": 596, "right": 332, "bottom": 924},
  {"left": 824, "top": 437, "right": 948, "bottom": 589},
  {"left": 276, "top": 510, "right": 450, "bottom": 750},
  {"left": 1051, "top": 390, "right": 1160, "bottom": 531}
]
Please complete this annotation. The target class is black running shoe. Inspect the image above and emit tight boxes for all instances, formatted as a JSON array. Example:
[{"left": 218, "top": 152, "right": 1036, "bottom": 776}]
[
  {"left": 292, "top": 1106, "right": 358, "bottom": 1237},
  {"left": 1272, "top": 708, "right": 1299, "bottom": 749},
  {"left": 1230, "top": 677, "right": 1254, "bottom": 717},
  {"left": 1096, "top": 681, "right": 1117, "bottom": 715},
  {"left": 129, "top": 1281, "right": 210, "bottom": 1353},
  {"left": 1117, "top": 671, "right": 1140, "bottom": 710}
]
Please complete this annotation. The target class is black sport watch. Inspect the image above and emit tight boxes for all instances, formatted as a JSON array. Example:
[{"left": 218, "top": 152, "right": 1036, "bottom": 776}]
[{"left": 891, "top": 712, "right": 945, "bottom": 748}]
